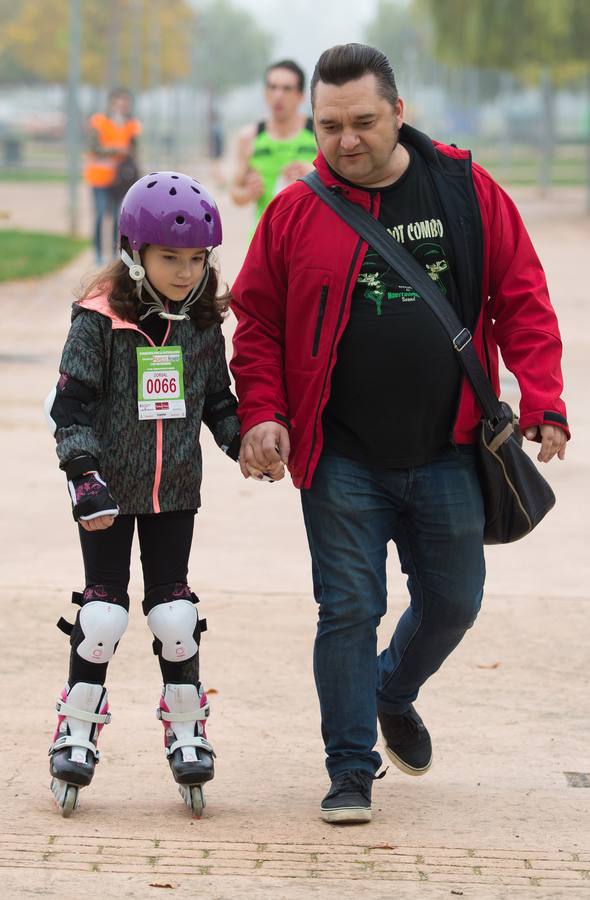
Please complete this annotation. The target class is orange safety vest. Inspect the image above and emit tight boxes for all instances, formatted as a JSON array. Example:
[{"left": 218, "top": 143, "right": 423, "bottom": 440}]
[{"left": 84, "top": 113, "right": 142, "bottom": 188}]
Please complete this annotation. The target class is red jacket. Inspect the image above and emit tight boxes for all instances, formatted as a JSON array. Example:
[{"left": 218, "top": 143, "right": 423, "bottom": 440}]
[{"left": 231, "top": 125, "right": 569, "bottom": 490}]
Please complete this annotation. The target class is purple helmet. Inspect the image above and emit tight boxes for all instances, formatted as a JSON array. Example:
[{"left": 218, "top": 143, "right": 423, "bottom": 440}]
[{"left": 118, "top": 171, "right": 222, "bottom": 251}]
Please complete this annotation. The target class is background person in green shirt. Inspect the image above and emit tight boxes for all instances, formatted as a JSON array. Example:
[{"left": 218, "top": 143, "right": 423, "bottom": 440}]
[{"left": 230, "top": 59, "right": 317, "bottom": 225}]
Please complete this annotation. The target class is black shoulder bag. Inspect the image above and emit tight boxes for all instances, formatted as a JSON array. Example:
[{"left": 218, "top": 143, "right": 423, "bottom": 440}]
[{"left": 303, "top": 170, "right": 556, "bottom": 544}]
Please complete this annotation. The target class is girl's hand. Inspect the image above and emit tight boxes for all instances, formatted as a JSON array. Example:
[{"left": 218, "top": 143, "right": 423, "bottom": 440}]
[
  {"left": 79, "top": 515, "right": 116, "bottom": 532},
  {"left": 245, "top": 461, "right": 285, "bottom": 482}
]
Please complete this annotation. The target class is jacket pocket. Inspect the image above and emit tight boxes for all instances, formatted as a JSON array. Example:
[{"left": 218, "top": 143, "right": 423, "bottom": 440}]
[{"left": 311, "top": 285, "right": 329, "bottom": 357}]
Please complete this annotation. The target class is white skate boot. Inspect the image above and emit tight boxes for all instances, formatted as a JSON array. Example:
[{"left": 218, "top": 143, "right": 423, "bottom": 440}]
[
  {"left": 157, "top": 683, "right": 215, "bottom": 817},
  {"left": 49, "top": 682, "right": 110, "bottom": 816}
]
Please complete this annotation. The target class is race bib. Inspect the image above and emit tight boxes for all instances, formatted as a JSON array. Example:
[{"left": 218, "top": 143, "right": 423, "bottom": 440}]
[{"left": 136, "top": 346, "right": 185, "bottom": 420}]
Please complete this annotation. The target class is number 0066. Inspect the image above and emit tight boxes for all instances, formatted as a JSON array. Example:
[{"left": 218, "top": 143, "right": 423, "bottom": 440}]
[{"left": 143, "top": 372, "right": 179, "bottom": 398}]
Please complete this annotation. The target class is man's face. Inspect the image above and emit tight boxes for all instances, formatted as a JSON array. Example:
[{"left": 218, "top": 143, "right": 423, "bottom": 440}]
[
  {"left": 264, "top": 67, "right": 304, "bottom": 122},
  {"left": 110, "top": 93, "right": 131, "bottom": 118},
  {"left": 313, "top": 73, "right": 404, "bottom": 187}
]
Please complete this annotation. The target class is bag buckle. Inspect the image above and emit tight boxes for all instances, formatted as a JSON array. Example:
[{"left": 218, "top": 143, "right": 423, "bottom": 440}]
[{"left": 452, "top": 328, "right": 472, "bottom": 352}]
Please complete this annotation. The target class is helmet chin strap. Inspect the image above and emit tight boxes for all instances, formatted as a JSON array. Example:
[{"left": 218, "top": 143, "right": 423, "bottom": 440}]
[{"left": 121, "top": 248, "right": 210, "bottom": 321}]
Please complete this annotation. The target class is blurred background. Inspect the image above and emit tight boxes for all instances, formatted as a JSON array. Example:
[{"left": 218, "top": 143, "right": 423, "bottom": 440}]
[{"left": 0, "top": 0, "right": 589, "bottom": 274}]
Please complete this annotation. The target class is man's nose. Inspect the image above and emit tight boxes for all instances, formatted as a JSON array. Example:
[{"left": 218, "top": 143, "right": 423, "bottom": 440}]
[{"left": 340, "top": 131, "right": 360, "bottom": 151}]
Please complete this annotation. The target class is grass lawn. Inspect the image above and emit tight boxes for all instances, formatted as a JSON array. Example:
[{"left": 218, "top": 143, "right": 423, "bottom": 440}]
[
  {"left": 0, "top": 169, "right": 67, "bottom": 182},
  {"left": 0, "top": 230, "right": 88, "bottom": 282}
]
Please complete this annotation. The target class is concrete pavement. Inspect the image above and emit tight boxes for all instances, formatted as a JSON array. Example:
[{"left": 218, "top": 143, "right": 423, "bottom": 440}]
[{"left": 0, "top": 178, "right": 588, "bottom": 898}]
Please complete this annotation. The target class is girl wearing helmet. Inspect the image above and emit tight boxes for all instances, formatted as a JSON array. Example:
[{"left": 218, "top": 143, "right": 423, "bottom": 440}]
[{"left": 45, "top": 172, "right": 278, "bottom": 818}]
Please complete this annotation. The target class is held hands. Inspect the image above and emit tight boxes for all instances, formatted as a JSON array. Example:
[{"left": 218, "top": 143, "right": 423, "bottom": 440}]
[
  {"left": 239, "top": 421, "right": 290, "bottom": 483},
  {"left": 523, "top": 424, "right": 567, "bottom": 463},
  {"left": 68, "top": 471, "right": 119, "bottom": 531}
]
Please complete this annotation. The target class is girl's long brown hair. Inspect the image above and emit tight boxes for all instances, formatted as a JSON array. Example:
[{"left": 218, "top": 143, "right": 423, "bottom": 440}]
[{"left": 78, "top": 238, "right": 230, "bottom": 330}]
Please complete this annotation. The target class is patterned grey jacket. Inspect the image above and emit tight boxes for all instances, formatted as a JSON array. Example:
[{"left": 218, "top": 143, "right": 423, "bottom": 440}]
[{"left": 48, "top": 291, "right": 240, "bottom": 514}]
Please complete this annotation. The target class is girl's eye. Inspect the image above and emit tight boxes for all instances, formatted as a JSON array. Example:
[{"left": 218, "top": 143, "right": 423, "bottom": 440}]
[{"left": 163, "top": 255, "right": 176, "bottom": 261}]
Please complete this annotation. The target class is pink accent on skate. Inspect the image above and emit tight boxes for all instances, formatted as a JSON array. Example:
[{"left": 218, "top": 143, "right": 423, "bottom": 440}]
[
  {"left": 199, "top": 688, "right": 208, "bottom": 740},
  {"left": 57, "top": 373, "right": 70, "bottom": 391},
  {"left": 171, "top": 583, "right": 192, "bottom": 599},
  {"left": 52, "top": 686, "right": 69, "bottom": 742},
  {"left": 159, "top": 696, "right": 171, "bottom": 746},
  {"left": 96, "top": 699, "right": 110, "bottom": 737}
]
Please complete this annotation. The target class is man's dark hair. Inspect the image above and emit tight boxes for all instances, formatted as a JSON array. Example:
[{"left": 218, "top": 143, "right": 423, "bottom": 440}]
[
  {"left": 310, "top": 44, "right": 398, "bottom": 108},
  {"left": 109, "top": 86, "right": 132, "bottom": 102},
  {"left": 265, "top": 59, "right": 306, "bottom": 93}
]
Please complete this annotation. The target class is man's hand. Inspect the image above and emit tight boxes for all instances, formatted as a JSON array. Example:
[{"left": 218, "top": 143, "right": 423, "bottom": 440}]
[
  {"left": 243, "top": 170, "right": 265, "bottom": 202},
  {"left": 523, "top": 424, "right": 567, "bottom": 462},
  {"left": 240, "top": 421, "right": 290, "bottom": 482},
  {"left": 282, "top": 160, "right": 314, "bottom": 183}
]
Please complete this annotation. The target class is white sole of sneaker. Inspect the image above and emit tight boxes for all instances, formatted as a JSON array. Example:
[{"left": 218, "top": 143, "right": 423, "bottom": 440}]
[
  {"left": 320, "top": 806, "right": 372, "bottom": 824},
  {"left": 384, "top": 744, "right": 432, "bottom": 776}
]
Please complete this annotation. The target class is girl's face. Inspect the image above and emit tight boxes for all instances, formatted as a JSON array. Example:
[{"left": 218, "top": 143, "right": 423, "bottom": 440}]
[{"left": 143, "top": 245, "right": 207, "bottom": 301}]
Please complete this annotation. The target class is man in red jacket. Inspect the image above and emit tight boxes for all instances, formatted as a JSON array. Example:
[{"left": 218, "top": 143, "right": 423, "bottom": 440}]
[{"left": 231, "top": 43, "right": 569, "bottom": 824}]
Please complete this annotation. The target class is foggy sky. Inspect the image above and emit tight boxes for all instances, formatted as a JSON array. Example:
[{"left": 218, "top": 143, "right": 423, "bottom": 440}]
[{"left": 230, "top": 0, "right": 383, "bottom": 79}]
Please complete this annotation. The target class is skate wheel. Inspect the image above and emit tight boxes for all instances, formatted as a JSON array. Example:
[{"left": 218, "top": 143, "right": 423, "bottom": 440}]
[
  {"left": 60, "top": 784, "right": 78, "bottom": 817},
  {"left": 51, "top": 777, "right": 79, "bottom": 817},
  {"left": 190, "top": 785, "right": 204, "bottom": 817}
]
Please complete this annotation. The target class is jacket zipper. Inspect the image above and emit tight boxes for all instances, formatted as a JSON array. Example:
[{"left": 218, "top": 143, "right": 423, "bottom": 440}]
[
  {"left": 302, "top": 237, "right": 364, "bottom": 485},
  {"left": 311, "top": 285, "right": 329, "bottom": 357},
  {"left": 150, "top": 318, "right": 172, "bottom": 514}
]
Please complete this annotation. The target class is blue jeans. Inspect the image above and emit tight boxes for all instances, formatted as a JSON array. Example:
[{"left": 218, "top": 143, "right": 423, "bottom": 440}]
[
  {"left": 92, "top": 186, "right": 119, "bottom": 263},
  {"left": 300, "top": 446, "right": 485, "bottom": 778}
]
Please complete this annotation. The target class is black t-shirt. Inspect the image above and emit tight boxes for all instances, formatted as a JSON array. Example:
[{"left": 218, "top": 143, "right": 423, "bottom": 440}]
[{"left": 322, "top": 144, "right": 463, "bottom": 468}]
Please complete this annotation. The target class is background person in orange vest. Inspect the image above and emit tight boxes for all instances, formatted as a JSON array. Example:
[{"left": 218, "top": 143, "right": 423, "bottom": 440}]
[{"left": 84, "top": 88, "right": 141, "bottom": 264}]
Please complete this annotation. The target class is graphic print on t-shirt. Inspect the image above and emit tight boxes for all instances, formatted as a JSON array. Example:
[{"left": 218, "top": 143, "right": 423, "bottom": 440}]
[{"left": 356, "top": 229, "right": 452, "bottom": 316}]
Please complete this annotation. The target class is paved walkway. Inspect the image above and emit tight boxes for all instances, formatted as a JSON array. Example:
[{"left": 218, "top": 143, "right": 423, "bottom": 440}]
[{"left": 0, "top": 178, "right": 589, "bottom": 898}]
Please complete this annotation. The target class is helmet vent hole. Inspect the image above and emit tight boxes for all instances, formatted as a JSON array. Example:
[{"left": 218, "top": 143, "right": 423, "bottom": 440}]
[
  {"left": 191, "top": 186, "right": 200, "bottom": 194},
  {"left": 175, "top": 215, "right": 185, "bottom": 225},
  {"left": 169, "top": 187, "right": 177, "bottom": 196},
  {"left": 171, "top": 175, "right": 179, "bottom": 179},
  {"left": 204, "top": 213, "right": 212, "bottom": 222},
  {"left": 147, "top": 181, "right": 157, "bottom": 188}
]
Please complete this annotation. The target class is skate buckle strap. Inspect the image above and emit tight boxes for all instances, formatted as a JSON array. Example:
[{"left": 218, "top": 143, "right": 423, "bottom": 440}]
[
  {"left": 49, "top": 734, "right": 101, "bottom": 761},
  {"left": 55, "top": 698, "right": 111, "bottom": 725},
  {"left": 166, "top": 736, "right": 216, "bottom": 758},
  {"left": 156, "top": 701, "right": 209, "bottom": 723}
]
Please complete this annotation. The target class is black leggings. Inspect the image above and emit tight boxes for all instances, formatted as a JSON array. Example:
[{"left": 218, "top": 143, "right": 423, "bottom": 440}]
[
  {"left": 79, "top": 510, "right": 195, "bottom": 591},
  {"left": 68, "top": 510, "right": 198, "bottom": 687}
]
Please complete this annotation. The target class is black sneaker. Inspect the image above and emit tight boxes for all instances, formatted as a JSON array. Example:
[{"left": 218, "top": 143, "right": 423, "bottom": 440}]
[
  {"left": 378, "top": 704, "right": 432, "bottom": 776},
  {"left": 320, "top": 770, "right": 375, "bottom": 824}
]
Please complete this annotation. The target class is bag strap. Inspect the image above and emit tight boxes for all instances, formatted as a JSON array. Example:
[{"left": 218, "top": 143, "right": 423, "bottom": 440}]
[{"left": 302, "top": 170, "right": 505, "bottom": 425}]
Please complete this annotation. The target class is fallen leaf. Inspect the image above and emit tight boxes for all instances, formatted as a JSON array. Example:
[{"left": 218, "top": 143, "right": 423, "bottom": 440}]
[
  {"left": 368, "top": 843, "right": 396, "bottom": 850},
  {"left": 149, "top": 883, "right": 176, "bottom": 889},
  {"left": 476, "top": 662, "right": 501, "bottom": 669},
  {"left": 205, "top": 687, "right": 219, "bottom": 694}
]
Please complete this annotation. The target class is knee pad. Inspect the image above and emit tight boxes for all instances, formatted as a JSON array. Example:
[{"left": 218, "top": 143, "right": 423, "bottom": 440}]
[
  {"left": 144, "top": 583, "right": 206, "bottom": 663},
  {"left": 57, "top": 586, "right": 129, "bottom": 665}
]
